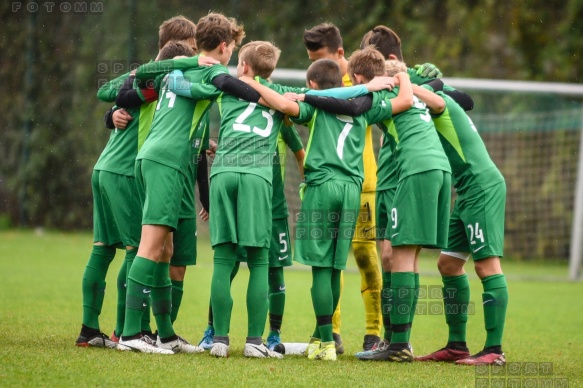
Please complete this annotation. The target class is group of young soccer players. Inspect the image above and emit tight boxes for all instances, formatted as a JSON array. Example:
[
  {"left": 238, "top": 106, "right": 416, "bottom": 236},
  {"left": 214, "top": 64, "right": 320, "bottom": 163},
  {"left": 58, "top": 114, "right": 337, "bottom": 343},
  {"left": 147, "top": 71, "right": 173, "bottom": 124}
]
[{"left": 76, "top": 12, "right": 509, "bottom": 366}]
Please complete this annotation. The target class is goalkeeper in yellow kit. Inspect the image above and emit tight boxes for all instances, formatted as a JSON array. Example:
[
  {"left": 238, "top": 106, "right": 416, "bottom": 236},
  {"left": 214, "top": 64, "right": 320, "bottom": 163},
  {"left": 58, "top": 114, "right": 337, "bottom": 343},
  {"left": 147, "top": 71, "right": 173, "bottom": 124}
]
[{"left": 303, "top": 23, "right": 382, "bottom": 352}]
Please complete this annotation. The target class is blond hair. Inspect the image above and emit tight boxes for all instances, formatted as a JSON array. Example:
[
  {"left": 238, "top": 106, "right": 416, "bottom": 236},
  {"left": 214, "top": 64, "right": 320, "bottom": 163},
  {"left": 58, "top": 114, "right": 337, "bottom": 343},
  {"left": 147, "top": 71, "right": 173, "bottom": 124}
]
[
  {"left": 384, "top": 59, "right": 407, "bottom": 76},
  {"left": 239, "top": 41, "right": 281, "bottom": 79}
]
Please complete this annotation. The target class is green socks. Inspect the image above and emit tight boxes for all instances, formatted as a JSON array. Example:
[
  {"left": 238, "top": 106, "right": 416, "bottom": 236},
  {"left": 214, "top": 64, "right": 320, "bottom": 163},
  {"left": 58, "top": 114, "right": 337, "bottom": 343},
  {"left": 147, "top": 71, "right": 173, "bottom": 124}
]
[
  {"left": 310, "top": 267, "right": 341, "bottom": 343},
  {"left": 482, "top": 274, "right": 508, "bottom": 348},
  {"left": 268, "top": 267, "right": 285, "bottom": 334},
  {"left": 442, "top": 274, "right": 470, "bottom": 343},
  {"left": 122, "top": 256, "right": 174, "bottom": 339},
  {"left": 381, "top": 271, "right": 392, "bottom": 341},
  {"left": 170, "top": 279, "right": 184, "bottom": 324},
  {"left": 390, "top": 272, "right": 415, "bottom": 344},
  {"left": 114, "top": 248, "right": 137, "bottom": 337},
  {"left": 82, "top": 245, "right": 116, "bottom": 330},
  {"left": 246, "top": 247, "right": 269, "bottom": 338},
  {"left": 211, "top": 244, "right": 237, "bottom": 337},
  {"left": 410, "top": 273, "right": 420, "bottom": 326}
]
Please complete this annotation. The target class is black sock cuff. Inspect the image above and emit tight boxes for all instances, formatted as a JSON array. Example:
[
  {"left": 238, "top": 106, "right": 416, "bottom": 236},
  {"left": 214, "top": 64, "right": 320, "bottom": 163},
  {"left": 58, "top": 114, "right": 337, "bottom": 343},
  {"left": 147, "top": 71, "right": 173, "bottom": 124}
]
[
  {"left": 391, "top": 323, "right": 411, "bottom": 333},
  {"left": 316, "top": 315, "right": 333, "bottom": 326},
  {"left": 160, "top": 334, "right": 178, "bottom": 343}
]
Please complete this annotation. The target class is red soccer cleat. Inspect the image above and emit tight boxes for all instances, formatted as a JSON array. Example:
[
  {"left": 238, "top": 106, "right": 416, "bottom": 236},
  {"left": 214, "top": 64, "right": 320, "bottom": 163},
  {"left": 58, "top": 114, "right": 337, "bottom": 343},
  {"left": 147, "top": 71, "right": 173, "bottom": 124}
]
[{"left": 415, "top": 347, "right": 470, "bottom": 362}]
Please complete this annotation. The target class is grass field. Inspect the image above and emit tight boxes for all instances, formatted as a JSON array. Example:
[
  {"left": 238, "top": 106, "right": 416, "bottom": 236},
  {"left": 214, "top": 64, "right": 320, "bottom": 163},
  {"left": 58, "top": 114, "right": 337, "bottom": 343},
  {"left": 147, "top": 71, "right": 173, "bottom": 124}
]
[{"left": 1, "top": 230, "right": 582, "bottom": 387}]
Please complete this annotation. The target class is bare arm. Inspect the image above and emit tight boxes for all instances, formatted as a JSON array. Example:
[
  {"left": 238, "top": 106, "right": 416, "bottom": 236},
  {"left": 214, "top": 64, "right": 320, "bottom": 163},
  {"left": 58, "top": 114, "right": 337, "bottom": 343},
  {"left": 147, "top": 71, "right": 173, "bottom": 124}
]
[
  {"left": 240, "top": 76, "right": 300, "bottom": 116},
  {"left": 294, "top": 149, "right": 305, "bottom": 181},
  {"left": 412, "top": 84, "right": 445, "bottom": 114}
]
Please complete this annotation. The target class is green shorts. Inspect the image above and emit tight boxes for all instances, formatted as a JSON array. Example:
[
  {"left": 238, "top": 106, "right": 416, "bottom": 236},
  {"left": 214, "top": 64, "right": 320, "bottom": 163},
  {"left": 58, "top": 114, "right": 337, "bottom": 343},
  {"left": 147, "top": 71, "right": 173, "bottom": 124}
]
[
  {"left": 390, "top": 170, "right": 451, "bottom": 249},
  {"left": 92, "top": 169, "right": 141, "bottom": 248},
  {"left": 269, "top": 217, "right": 292, "bottom": 267},
  {"left": 444, "top": 181, "right": 506, "bottom": 260},
  {"left": 353, "top": 191, "right": 377, "bottom": 242},
  {"left": 171, "top": 217, "right": 197, "bottom": 266},
  {"left": 135, "top": 159, "right": 185, "bottom": 230},
  {"left": 294, "top": 179, "right": 361, "bottom": 270},
  {"left": 209, "top": 172, "right": 272, "bottom": 248},
  {"left": 376, "top": 188, "right": 396, "bottom": 241}
]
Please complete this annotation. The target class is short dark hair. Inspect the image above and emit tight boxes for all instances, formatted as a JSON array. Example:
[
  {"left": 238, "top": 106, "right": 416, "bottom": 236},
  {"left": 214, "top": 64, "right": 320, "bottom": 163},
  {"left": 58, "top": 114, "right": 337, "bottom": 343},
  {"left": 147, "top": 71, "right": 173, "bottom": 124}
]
[
  {"left": 367, "top": 25, "right": 403, "bottom": 60},
  {"left": 158, "top": 40, "right": 196, "bottom": 60},
  {"left": 303, "top": 23, "right": 343, "bottom": 52},
  {"left": 306, "top": 59, "right": 343, "bottom": 90}
]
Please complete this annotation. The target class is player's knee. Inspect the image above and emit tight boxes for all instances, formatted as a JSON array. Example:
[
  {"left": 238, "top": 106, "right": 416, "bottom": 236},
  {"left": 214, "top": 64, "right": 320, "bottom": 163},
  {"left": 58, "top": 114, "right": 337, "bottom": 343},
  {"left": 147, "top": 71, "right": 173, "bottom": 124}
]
[
  {"left": 169, "top": 265, "right": 186, "bottom": 281},
  {"left": 474, "top": 257, "right": 502, "bottom": 279},
  {"left": 437, "top": 255, "right": 464, "bottom": 276}
]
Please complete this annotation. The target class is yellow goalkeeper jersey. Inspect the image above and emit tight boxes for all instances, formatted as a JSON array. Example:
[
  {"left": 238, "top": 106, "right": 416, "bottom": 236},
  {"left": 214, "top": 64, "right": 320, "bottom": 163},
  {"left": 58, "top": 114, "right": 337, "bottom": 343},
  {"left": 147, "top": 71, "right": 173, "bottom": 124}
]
[{"left": 343, "top": 73, "right": 377, "bottom": 192}]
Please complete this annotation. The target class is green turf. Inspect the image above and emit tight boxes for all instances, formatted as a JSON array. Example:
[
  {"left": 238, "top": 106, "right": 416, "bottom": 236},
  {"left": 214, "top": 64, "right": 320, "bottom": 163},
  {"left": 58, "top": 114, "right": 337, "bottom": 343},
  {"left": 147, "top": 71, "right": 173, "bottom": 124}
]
[{"left": 1, "top": 230, "right": 582, "bottom": 387}]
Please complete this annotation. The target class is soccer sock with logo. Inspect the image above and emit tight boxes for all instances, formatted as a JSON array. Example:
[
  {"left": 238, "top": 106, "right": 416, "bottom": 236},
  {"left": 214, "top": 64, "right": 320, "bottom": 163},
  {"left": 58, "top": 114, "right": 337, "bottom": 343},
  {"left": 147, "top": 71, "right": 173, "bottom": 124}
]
[
  {"left": 151, "top": 261, "right": 175, "bottom": 340},
  {"left": 381, "top": 271, "right": 392, "bottom": 341},
  {"left": 311, "top": 267, "right": 334, "bottom": 343},
  {"left": 211, "top": 243, "right": 237, "bottom": 337},
  {"left": 170, "top": 279, "right": 184, "bottom": 324},
  {"left": 390, "top": 271, "right": 415, "bottom": 345},
  {"left": 268, "top": 266, "right": 285, "bottom": 336},
  {"left": 247, "top": 247, "right": 269, "bottom": 338},
  {"left": 409, "top": 273, "right": 420, "bottom": 326},
  {"left": 123, "top": 256, "right": 156, "bottom": 338},
  {"left": 82, "top": 245, "right": 116, "bottom": 330},
  {"left": 114, "top": 248, "right": 137, "bottom": 337},
  {"left": 442, "top": 274, "right": 470, "bottom": 344},
  {"left": 481, "top": 274, "right": 508, "bottom": 350}
]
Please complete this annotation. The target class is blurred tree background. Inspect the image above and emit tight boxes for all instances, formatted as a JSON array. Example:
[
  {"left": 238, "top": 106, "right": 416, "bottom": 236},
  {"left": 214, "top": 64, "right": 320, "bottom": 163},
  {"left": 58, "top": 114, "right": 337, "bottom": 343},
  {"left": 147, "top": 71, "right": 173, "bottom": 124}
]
[{"left": 0, "top": 1, "right": 582, "bottom": 257}]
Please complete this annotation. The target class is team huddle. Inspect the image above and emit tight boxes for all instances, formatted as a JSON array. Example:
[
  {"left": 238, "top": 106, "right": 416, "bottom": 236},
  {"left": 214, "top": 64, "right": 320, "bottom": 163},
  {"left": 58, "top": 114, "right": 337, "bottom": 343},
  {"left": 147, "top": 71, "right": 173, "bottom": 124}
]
[{"left": 77, "top": 12, "right": 509, "bottom": 366}]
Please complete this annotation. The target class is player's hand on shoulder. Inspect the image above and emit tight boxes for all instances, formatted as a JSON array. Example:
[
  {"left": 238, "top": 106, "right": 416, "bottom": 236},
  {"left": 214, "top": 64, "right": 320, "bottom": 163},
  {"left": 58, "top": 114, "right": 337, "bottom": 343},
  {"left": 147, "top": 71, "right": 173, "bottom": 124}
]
[
  {"left": 112, "top": 109, "right": 132, "bottom": 129},
  {"left": 197, "top": 55, "right": 220, "bottom": 67},
  {"left": 414, "top": 63, "right": 442, "bottom": 79},
  {"left": 366, "top": 76, "right": 395, "bottom": 92},
  {"left": 283, "top": 92, "right": 301, "bottom": 101}
]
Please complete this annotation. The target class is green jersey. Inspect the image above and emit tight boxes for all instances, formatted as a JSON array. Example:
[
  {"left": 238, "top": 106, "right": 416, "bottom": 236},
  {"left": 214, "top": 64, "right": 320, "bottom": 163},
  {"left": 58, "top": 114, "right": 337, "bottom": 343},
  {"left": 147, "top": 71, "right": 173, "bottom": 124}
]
[
  {"left": 292, "top": 94, "right": 393, "bottom": 187},
  {"left": 272, "top": 124, "right": 303, "bottom": 219},
  {"left": 380, "top": 89, "right": 451, "bottom": 181},
  {"left": 94, "top": 74, "right": 156, "bottom": 176},
  {"left": 179, "top": 114, "right": 210, "bottom": 218},
  {"left": 431, "top": 91, "right": 504, "bottom": 196},
  {"left": 211, "top": 90, "right": 285, "bottom": 184},
  {"left": 136, "top": 65, "right": 225, "bottom": 174}
]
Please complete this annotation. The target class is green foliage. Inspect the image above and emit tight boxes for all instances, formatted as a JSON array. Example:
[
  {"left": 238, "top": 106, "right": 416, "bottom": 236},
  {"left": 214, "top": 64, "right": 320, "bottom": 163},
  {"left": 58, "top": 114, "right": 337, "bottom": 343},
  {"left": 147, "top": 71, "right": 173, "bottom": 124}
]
[{"left": 1, "top": 2, "right": 581, "bottom": 247}]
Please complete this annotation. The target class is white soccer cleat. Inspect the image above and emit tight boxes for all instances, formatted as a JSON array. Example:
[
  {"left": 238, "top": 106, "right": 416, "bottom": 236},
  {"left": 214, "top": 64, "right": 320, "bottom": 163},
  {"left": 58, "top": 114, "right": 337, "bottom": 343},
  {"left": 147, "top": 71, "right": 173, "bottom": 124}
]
[
  {"left": 157, "top": 335, "right": 204, "bottom": 354},
  {"left": 209, "top": 342, "right": 230, "bottom": 358},
  {"left": 243, "top": 343, "right": 284, "bottom": 359},
  {"left": 118, "top": 336, "right": 174, "bottom": 354}
]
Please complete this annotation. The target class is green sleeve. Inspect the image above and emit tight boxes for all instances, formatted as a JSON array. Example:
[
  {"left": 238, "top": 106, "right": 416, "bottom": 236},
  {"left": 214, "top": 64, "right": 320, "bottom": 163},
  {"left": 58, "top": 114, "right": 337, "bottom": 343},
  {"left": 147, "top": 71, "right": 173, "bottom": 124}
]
[
  {"left": 364, "top": 95, "right": 394, "bottom": 125},
  {"left": 280, "top": 124, "right": 303, "bottom": 153},
  {"left": 135, "top": 55, "right": 200, "bottom": 84},
  {"left": 291, "top": 101, "right": 315, "bottom": 125},
  {"left": 96, "top": 72, "right": 130, "bottom": 102}
]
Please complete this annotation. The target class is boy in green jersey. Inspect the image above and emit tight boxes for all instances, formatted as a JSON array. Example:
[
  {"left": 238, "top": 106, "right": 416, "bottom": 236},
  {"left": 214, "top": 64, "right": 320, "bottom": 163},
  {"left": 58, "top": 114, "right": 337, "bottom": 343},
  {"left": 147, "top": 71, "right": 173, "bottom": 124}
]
[
  {"left": 117, "top": 12, "right": 246, "bottom": 355},
  {"left": 411, "top": 83, "right": 508, "bottom": 366},
  {"left": 75, "top": 16, "right": 197, "bottom": 348},
  {"left": 240, "top": 50, "right": 414, "bottom": 361},
  {"left": 295, "top": 48, "right": 451, "bottom": 362},
  {"left": 169, "top": 41, "right": 290, "bottom": 359}
]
